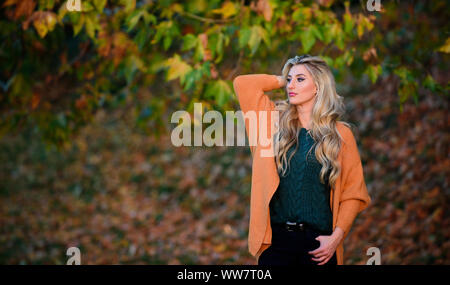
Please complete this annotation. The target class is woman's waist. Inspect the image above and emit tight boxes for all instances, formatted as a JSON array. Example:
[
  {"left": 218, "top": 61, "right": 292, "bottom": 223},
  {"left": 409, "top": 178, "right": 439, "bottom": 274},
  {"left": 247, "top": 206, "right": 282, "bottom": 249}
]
[{"left": 271, "top": 220, "right": 333, "bottom": 236}]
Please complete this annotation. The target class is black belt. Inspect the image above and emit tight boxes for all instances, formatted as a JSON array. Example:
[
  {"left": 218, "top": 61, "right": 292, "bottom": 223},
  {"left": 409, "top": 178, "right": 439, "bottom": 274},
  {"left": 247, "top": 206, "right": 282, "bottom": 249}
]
[{"left": 272, "top": 221, "right": 332, "bottom": 235}]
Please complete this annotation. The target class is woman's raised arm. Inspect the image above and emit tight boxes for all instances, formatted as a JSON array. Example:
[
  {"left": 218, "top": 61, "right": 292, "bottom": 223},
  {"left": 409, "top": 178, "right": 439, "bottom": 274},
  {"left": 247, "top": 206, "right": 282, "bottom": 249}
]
[
  {"left": 232, "top": 74, "right": 285, "bottom": 115},
  {"left": 232, "top": 74, "right": 285, "bottom": 156}
]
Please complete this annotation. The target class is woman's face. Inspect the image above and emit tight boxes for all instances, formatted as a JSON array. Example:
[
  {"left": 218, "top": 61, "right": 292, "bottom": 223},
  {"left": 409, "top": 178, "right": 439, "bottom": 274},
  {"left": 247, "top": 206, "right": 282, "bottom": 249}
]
[{"left": 286, "top": 64, "right": 317, "bottom": 106}]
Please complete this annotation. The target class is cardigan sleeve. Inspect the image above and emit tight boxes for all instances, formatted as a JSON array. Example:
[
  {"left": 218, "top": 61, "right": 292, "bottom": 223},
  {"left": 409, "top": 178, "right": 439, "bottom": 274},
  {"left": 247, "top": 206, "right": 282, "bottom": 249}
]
[
  {"left": 232, "top": 74, "right": 282, "bottom": 116},
  {"left": 335, "top": 126, "right": 372, "bottom": 236},
  {"left": 232, "top": 74, "right": 282, "bottom": 156}
]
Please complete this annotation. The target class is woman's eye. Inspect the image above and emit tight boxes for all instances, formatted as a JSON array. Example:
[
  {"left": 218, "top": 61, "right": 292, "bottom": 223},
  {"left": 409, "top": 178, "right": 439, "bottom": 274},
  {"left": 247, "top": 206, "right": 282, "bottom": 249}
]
[{"left": 287, "top": 78, "right": 304, "bottom": 83}]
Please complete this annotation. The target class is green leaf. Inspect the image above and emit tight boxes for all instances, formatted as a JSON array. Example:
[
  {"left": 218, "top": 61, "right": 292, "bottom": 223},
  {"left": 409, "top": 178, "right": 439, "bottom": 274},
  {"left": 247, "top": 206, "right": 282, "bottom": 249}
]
[
  {"left": 193, "top": 37, "right": 205, "bottom": 62},
  {"left": 72, "top": 14, "right": 85, "bottom": 36},
  {"left": 423, "top": 75, "right": 437, "bottom": 91},
  {"left": 145, "top": 13, "right": 157, "bottom": 25},
  {"left": 292, "top": 7, "right": 312, "bottom": 23},
  {"left": 182, "top": 70, "right": 197, "bottom": 91},
  {"left": 398, "top": 82, "right": 417, "bottom": 104},
  {"left": 205, "top": 80, "right": 233, "bottom": 107},
  {"left": 394, "top": 67, "right": 413, "bottom": 81},
  {"left": 39, "top": 0, "right": 56, "bottom": 10},
  {"left": 181, "top": 34, "right": 198, "bottom": 51},
  {"left": 366, "top": 64, "right": 381, "bottom": 83},
  {"left": 343, "top": 49, "right": 354, "bottom": 66},
  {"left": 93, "top": 0, "right": 107, "bottom": 12},
  {"left": 248, "top": 27, "right": 262, "bottom": 55},
  {"left": 321, "top": 56, "right": 334, "bottom": 67},
  {"left": 258, "top": 26, "right": 270, "bottom": 47},
  {"left": 208, "top": 32, "right": 224, "bottom": 63},
  {"left": 147, "top": 54, "right": 166, "bottom": 74},
  {"left": 151, "top": 21, "right": 180, "bottom": 50},
  {"left": 126, "top": 10, "right": 155, "bottom": 32},
  {"left": 126, "top": 10, "right": 144, "bottom": 32},
  {"left": 57, "top": 2, "right": 68, "bottom": 23},
  {"left": 311, "top": 25, "right": 324, "bottom": 42},
  {"left": 124, "top": 55, "right": 145, "bottom": 84},
  {"left": 201, "top": 61, "right": 211, "bottom": 77},
  {"left": 238, "top": 27, "right": 251, "bottom": 49},
  {"left": 81, "top": 1, "right": 95, "bottom": 12},
  {"left": 334, "top": 55, "right": 345, "bottom": 69},
  {"left": 343, "top": 13, "right": 354, "bottom": 35},
  {"left": 247, "top": 25, "right": 269, "bottom": 56},
  {"left": 357, "top": 16, "right": 374, "bottom": 39},
  {"left": 119, "top": 0, "right": 135, "bottom": 12},
  {"left": 323, "top": 22, "right": 337, "bottom": 45},
  {"left": 134, "top": 26, "right": 150, "bottom": 50},
  {"left": 300, "top": 27, "right": 316, "bottom": 53},
  {"left": 84, "top": 14, "right": 96, "bottom": 38},
  {"left": 335, "top": 33, "right": 345, "bottom": 50},
  {"left": 163, "top": 36, "right": 172, "bottom": 51}
]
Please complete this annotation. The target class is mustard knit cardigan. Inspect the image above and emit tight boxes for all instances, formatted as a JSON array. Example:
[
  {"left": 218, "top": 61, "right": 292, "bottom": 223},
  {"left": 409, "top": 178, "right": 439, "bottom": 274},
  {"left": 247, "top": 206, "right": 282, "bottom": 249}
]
[{"left": 232, "top": 73, "right": 372, "bottom": 265}]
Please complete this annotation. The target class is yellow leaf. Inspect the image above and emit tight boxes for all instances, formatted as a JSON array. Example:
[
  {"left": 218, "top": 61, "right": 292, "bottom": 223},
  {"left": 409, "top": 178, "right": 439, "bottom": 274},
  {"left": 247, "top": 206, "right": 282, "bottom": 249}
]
[
  {"left": 30, "top": 11, "right": 57, "bottom": 38},
  {"left": 119, "top": 0, "right": 135, "bottom": 12},
  {"left": 214, "top": 243, "right": 227, "bottom": 253},
  {"left": 164, "top": 55, "right": 193, "bottom": 81},
  {"left": 357, "top": 20, "right": 364, "bottom": 39},
  {"left": 2, "top": 0, "right": 18, "bottom": 7},
  {"left": 33, "top": 15, "right": 48, "bottom": 38},
  {"left": 437, "top": 37, "right": 450, "bottom": 53},
  {"left": 84, "top": 15, "right": 95, "bottom": 38},
  {"left": 211, "top": 1, "right": 237, "bottom": 19},
  {"left": 171, "top": 3, "right": 183, "bottom": 13},
  {"left": 46, "top": 12, "right": 57, "bottom": 31}
]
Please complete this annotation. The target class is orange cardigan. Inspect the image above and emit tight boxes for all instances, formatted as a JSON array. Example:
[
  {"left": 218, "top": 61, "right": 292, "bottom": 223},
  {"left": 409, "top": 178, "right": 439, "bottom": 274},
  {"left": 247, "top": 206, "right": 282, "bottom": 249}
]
[{"left": 232, "top": 74, "right": 371, "bottom": 265}]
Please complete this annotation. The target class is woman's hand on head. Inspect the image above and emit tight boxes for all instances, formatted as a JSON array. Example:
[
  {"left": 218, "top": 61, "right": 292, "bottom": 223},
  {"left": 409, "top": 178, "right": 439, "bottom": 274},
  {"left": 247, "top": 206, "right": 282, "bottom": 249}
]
[{"left": 276, "top": 75, "right": 286, "bottom": 88}]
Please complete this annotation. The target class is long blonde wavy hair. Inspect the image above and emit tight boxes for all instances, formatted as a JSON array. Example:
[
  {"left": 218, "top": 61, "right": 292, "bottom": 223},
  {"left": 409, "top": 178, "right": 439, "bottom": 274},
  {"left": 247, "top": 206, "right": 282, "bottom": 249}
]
[{"left": 273, "top": 55, "right": 351, "bottom": 189}]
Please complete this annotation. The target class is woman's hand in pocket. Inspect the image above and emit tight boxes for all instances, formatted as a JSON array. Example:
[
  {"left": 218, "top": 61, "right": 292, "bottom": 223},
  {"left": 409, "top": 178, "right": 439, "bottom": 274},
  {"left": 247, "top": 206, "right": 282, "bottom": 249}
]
[{"left": 308, "top": 227, "right": 344, "bottom": 265}]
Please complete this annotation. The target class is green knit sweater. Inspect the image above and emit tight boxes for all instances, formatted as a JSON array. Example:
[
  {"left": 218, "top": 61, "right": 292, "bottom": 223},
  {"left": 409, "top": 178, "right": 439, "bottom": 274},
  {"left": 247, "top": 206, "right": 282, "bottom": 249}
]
[{"left": 269, "top": 127, "right": 333, "bottom": 234}]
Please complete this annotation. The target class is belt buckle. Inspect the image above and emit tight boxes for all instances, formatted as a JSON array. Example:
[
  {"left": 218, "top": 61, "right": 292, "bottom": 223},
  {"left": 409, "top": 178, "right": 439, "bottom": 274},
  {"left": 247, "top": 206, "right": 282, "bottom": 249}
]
[
  {"left": 286, "top": 221, "right": 296, "bottom": 232},
  {"left": 298, "top": 223, "right": 305, "bottom": 231}
]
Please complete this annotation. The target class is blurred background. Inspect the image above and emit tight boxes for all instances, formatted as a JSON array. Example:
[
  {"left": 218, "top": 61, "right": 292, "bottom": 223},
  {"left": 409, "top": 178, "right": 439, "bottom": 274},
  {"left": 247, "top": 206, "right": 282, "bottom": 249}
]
[{"left": 0, "top": 0, "right": 448, "bottom": 264}]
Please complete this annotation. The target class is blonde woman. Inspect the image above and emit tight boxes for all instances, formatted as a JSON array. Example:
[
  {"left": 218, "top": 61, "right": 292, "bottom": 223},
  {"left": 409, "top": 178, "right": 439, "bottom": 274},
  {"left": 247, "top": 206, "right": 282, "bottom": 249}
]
[{"left": 232, "top": 54, "right": 371, "bottom": 265}]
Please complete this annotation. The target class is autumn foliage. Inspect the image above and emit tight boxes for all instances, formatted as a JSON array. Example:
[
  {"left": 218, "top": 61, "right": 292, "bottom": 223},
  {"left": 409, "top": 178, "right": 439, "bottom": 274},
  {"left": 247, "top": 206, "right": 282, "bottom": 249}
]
[{"left": 0, "top": 0, "right": 448, "bottom": 264}]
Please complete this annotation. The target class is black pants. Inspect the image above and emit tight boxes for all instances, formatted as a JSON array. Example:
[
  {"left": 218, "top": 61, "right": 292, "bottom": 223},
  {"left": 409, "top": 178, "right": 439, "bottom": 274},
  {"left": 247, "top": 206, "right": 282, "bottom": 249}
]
[{"left": 258, "top": 223, "right": 337, "bottom": 266}]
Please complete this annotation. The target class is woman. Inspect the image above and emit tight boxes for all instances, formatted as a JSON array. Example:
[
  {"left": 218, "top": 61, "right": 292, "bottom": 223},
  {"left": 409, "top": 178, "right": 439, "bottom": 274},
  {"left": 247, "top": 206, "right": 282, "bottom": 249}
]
[{"left": 232, "top": 55, "right": 371, "bottom": 265}]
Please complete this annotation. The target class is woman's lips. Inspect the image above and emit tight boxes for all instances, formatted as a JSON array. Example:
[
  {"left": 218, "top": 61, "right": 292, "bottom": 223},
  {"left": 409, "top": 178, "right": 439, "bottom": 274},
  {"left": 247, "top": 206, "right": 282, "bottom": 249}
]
[{"left": 289, "top": 92, "right": 297, "bottom": 97}]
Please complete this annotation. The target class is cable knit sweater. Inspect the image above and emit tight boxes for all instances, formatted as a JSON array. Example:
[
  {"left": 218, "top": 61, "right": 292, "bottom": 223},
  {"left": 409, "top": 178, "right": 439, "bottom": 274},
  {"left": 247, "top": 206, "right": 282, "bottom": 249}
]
[
  {"left": 232, "top": 73, "right": 372, "bottom": 265},
  {"left": 269, "top": 127, "right": 333, "bottom": 234}
]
